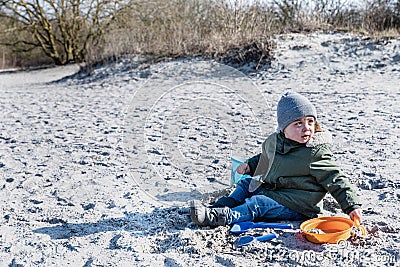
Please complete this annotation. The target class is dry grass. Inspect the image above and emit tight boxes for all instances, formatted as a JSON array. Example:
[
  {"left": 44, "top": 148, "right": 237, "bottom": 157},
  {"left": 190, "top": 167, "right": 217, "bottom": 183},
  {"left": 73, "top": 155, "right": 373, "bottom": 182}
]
[{"left": 1, "top": 0, "right": 400, "bottom": 69}]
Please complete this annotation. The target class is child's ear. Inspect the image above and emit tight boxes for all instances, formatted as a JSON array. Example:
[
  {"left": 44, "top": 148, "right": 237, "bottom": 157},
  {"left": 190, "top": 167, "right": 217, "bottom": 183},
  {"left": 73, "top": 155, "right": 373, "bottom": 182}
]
[{"left": 315, "top": 121, "right": 323, "bottom": 132}]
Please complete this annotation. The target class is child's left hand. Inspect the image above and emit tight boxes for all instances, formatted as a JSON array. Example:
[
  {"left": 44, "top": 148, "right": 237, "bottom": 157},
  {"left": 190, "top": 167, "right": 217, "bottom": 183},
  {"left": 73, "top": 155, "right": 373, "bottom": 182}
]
[{"left": 349, "top": 208, "right": 363, "bottom": 223}]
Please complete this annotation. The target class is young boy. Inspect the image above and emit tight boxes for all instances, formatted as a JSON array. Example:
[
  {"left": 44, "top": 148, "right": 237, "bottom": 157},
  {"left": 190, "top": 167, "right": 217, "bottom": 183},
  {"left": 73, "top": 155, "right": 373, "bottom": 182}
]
[{"left": 190, "top": 91, "right": 362, "bottom": 227}]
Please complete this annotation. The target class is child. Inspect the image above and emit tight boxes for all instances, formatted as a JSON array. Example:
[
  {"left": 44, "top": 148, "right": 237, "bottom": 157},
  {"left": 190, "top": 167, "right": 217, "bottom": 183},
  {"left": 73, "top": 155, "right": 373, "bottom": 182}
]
[{"left": 190, "top": 91, "right": 362, "bottom": 227}]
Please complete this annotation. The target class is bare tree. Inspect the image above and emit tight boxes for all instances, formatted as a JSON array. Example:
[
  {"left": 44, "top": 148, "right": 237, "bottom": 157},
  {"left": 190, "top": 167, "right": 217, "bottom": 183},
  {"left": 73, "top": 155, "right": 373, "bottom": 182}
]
[{"left": 1, "top": 0, "right": 131, "bottom": 65}]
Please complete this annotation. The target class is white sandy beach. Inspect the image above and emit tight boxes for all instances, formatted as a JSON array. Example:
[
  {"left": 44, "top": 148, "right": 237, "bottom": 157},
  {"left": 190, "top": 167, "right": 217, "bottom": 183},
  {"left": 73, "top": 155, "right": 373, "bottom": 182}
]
[{"left": 0, "top": 32, "right": 399, "bottom": 266}]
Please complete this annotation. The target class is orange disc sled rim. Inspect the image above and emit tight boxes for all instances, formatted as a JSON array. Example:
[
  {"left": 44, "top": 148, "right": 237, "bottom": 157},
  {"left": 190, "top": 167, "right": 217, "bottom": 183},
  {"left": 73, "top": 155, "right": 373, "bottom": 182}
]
[{"left": 300, "top": 216, "right": 366, "bottom": 244}]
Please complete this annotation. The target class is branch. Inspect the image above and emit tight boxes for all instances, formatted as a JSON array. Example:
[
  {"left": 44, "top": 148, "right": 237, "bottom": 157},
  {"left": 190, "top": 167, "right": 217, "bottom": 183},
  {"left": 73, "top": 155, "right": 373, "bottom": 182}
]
[{"left": 0, "top": 39, "right": 38, "bottom": 51}]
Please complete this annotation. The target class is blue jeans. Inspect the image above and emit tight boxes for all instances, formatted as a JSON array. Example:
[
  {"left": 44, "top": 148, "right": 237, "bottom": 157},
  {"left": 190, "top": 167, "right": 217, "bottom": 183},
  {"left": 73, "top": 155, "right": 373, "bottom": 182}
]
[{"left": 225, "top": 178, "right": 304, "bottom": 224}]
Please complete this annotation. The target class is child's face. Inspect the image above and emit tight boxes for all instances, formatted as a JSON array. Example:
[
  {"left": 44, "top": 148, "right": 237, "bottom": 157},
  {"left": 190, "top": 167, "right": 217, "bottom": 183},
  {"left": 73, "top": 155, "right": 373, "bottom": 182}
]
[{"left": 283, "top": 116, "right": 315, "bottom": 143}]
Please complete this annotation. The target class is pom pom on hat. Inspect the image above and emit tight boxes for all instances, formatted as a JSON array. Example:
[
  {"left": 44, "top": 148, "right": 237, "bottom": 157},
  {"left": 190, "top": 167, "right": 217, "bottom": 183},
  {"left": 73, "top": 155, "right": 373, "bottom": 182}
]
[{"left": 277, "top": 91, "right": 317, "bottom": 132}]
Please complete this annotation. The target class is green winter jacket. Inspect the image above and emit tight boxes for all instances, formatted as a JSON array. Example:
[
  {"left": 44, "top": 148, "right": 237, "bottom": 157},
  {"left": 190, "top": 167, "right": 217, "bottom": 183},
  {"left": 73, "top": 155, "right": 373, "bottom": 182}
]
[{"left": 246, "top": 131, "right": 361, "bottom": 218}]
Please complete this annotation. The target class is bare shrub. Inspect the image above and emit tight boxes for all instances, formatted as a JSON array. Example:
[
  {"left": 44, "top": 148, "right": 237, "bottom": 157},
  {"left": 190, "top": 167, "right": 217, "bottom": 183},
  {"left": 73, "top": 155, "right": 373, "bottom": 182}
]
[
  {"left": 1, "top": 0, "right": 131, "bottom": 66},
  {"left": 362, "top": 0, "right": 400, "bottom": 31},
  {"left": 273, "top": 0, "right": 308, "bottom": 31},
  {"left": 1, "top": 0, "right": 400, "bottom": 69},
  {"left": 92, "top": 0, "right": 278, "bottom": 68}
]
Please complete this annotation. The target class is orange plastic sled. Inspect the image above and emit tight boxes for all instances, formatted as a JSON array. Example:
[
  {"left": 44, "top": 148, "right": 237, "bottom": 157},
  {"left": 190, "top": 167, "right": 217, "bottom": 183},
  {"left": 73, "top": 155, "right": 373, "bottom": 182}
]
[{"left": 300, "top": 216, "right": 367, "bottom": 244}]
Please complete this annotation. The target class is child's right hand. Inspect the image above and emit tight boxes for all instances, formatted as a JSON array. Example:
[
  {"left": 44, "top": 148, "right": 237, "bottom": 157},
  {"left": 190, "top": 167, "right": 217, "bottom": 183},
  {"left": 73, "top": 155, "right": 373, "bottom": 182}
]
[{"left": 236, "top": 163, "right": 250, "bottom": 174}]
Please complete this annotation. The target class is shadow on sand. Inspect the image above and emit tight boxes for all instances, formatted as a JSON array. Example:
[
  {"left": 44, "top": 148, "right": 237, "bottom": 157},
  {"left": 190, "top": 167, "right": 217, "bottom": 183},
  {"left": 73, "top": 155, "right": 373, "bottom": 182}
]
[{"left": 33, "top": 206, "right": 191, "bottom": 240}]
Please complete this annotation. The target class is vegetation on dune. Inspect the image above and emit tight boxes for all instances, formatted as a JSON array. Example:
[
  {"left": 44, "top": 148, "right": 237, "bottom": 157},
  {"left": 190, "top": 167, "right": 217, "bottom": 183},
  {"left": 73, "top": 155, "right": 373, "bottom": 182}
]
[{"left": 0, "top": 0, "right": 400, "bottom": 69}]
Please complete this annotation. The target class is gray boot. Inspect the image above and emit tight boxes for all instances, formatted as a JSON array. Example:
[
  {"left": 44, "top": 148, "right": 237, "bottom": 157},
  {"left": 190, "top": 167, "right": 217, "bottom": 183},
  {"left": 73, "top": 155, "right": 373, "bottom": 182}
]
[{"left": 190, "top": 200, "right": 230, "bottom": 227}]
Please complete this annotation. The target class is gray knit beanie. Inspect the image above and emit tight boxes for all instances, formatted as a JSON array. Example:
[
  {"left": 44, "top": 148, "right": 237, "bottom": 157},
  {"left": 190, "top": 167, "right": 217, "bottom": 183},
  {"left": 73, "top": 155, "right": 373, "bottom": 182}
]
[{"left": 277, "top": 91, "right": 317, "bottom": 132}]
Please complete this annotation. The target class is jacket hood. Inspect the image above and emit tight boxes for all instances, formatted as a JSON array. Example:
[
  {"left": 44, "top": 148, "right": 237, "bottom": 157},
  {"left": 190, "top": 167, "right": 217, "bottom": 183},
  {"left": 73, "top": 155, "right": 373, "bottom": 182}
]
[
  {"left": 276, "top": 130, "right": 332, "bottom": 154},
  {"left": 306, "top": 131, "right": 332, "bottom": 147}
]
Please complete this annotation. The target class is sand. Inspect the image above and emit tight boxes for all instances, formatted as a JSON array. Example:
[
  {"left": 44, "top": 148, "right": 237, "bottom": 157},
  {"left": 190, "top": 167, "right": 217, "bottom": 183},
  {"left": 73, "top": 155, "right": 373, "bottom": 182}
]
[{"left": 0, "top": 32, "right": 399, "bottom": 266}]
